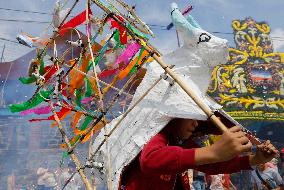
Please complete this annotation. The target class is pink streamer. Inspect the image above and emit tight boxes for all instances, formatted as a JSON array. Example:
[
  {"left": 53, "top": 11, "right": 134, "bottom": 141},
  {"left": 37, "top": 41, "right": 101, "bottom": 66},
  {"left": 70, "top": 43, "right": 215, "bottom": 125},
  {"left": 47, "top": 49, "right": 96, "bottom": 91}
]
[
  {"left": 81, "top": 97, "right": 93, "bottom": 104},
  {"left": 114, "top": 42, "right": 141, "bottom": 67},
  {"left": 20, "top": 105, "right": 51, "bottom": 116}
]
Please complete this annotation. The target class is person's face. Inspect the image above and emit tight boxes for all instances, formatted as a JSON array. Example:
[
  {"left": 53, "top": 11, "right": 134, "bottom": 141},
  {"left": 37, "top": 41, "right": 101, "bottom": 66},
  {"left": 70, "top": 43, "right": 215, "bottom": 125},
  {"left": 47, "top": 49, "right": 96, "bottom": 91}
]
[{"left": 178, "top": 119, "right": 198, "bottom": 140}]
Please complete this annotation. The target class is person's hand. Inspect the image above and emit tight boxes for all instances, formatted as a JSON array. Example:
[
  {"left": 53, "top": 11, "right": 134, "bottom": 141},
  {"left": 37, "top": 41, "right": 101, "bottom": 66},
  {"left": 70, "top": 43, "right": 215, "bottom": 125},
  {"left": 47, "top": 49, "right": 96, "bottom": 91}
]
[
  {"left": 249, "top": 140, "right": 278, "bottom": 166},
  {"left": 210, "top": 126, "right": 252, "bottom": 162}
]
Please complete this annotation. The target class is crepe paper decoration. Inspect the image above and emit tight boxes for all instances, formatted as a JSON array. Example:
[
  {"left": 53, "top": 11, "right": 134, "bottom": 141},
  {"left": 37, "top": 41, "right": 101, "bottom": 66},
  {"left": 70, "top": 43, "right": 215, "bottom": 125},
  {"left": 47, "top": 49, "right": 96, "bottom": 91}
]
[
  {"left": 118, "top": 47, "right": 147, "bottom": 79},
  {"left": 128, "top": 23, "right": 149, "bottom": 40},
  {"left": 80, "top": 120, "right": 106, "bottom": 143},
  {"left": 93, "top": 39, "right": 110, "bottom": 67},
  {"left": 50, "top": 108, "right": 72, "bottom": 127},
  {"left": 80, "top": 116, "right": 93, "bottom": 131},
  {"left": 113, "top": 29, "right": 124, "bottom": 49},
  {"left": 44, "top": 65, "right": 60, "bottom": 81},
  {"left": 19, "top": 59, "right": 44, "bottom": 84},
  {"left": 19, "top": 76, "right": 37, "bottom": 84},
  {"left": 84, "top": 78, "right": 93, "bottom": 97},
  {"left": 60, "top": 135, "right": 80, "bottom": 149},
  {"left": 59, "top": 7, "right": 92, "bottom": 36},
  {"left": 81, "top": 97, "right": 93, "bottom": 104},
  {"left": 9, "top": 90, "right": 52, "bottom": 113},
  {"left": 114, "top": 41, "right": 141, "bottom": 67},
  {"left": 69, "top": 56, "right": 89, "bottom": 95},
  {"left": 71, "top": 112, "right": 83, "bottom": 133},
  {"left": 88, "top": 77, "right": 100, "bottom": 95},
  {"left": 29, "top": 106, "right": 71, "bottom": 123},
  {"left": 99, "top": 68, "right": 118, "bottom": 79},
  {"left": 72, "top": 119, "right": 106, "bottom": 144},
  {"left": 109, "top": 15, "right": 127, "bottom": 45},
  {"left": 39, "top": 59, "right": 45, "bottom": 75},
  {"left": 20, "top": 105, "right": 51, "bottom": 116},
  {"left": 75, "top": 89, "right": 83, "bottom": 107}
]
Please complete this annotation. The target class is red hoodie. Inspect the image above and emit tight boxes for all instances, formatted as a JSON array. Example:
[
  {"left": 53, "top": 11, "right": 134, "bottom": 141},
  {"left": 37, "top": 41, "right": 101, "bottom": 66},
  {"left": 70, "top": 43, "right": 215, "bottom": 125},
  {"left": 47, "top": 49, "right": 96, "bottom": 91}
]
[{"left": 120, "top": 124, "right": 252, "bottom": 190}]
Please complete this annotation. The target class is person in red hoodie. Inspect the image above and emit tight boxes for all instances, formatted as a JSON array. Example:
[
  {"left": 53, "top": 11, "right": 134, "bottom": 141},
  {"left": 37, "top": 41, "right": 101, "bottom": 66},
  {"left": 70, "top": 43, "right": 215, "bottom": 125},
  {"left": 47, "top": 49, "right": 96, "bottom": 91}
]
[{"left": 120, "top": 118, "right": 278, "bottom": 190}]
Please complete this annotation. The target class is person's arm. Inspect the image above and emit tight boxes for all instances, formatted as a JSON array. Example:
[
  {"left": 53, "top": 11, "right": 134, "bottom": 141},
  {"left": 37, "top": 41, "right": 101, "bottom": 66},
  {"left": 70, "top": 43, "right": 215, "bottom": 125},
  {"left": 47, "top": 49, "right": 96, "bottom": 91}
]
[
  {"left": 194, "top": 156, "right": 251, "bottom": 174},
  {"left": 140, "top": 126, "right": 251, "bottom": 175}
]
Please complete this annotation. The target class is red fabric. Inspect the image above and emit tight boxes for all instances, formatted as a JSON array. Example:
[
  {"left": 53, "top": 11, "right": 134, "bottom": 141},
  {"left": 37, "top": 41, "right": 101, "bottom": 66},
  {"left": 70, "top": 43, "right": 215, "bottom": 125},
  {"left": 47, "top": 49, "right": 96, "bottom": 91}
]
[
  {"left": 99, "top": 68, "right": 118, "bottom": 79},
  {"left": 223, "top": 174, "right": 230, "bottom": 189},
  {"left": 120, "top": 125, "right": 252, "bottom": 190},
  {"left": 108, "top": 15, "right": 127, "bottom": 45},
  {"left": 44, "top": 65, "right": 60, "bottom": 81},
  {"left": 59, "top": 7, "right": 92, "bottom": 36}
]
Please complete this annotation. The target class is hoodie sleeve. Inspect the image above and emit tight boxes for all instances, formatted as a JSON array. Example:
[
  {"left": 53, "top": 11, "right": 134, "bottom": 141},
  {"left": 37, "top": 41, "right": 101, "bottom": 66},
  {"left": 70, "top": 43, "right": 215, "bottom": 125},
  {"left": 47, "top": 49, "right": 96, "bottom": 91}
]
[
  {"left": 194, "top": 155, "right": 252, "bottom": 175},
  {"left": 140, "top": 130, "right": 252, "bottom": 175},
  {"left": 140, "top": 130, "right": 196, "bottom": 175}
]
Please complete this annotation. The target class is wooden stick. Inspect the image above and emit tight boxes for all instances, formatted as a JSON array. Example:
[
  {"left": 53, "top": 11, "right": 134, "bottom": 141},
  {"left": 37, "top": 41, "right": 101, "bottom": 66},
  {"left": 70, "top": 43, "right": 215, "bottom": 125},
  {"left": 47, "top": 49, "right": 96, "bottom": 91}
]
[{"left": 48, "top": 102, "right": 93, "bottom": 190}]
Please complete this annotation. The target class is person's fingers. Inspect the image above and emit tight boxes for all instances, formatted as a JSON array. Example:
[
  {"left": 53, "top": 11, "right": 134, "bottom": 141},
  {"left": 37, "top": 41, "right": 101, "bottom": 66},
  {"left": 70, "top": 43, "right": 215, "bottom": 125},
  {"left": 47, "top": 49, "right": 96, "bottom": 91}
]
[
  {"left": 229, "top": 126, "right": 242, "bottom": 133},
  {"left": 232, "top": 131, "right": 246, "bottom": 138},
  {"left": 238, "top": 136, "right": 250, "bottom": 145},
  {"left": 241, "top": 141, "right": 252, "bottom": 152}
]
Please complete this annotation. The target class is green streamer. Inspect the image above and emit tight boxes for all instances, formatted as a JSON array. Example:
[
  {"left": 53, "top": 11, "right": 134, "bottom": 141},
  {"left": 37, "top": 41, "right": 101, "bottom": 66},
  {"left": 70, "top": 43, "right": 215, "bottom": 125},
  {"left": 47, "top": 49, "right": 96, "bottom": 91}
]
[
  {"left": 9, "top": 90, "right": 52, "bottom": 113},
  {"left": 39, "top": 59, "right": 44, "bottom": 75},
  {"left": 19, "top": 76, "right": 37, "bottom": 84},
  {"left": 80, "top": 116, "right": 93, "bottom": 131},
  {"left": 128, "top": 23, "right": 149, "bottom": 40},
  {"left": 129, "top": 47, "right": 145, "bottom": 75},
  {"left": 113, "top": 30, "right": 124, "bottom": 49},
  {"left": 75, "top": 89, "right": 82, "bottom": 107},
  {"left": 84, "top": 78, "right": 93, "bottom": 97}
]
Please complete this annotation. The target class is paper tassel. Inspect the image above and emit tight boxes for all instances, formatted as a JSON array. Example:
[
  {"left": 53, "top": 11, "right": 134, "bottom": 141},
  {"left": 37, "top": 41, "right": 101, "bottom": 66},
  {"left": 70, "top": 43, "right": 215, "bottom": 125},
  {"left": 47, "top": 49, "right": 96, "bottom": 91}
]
[
  {"left": 81, "top": 97, "right": 93, "bottom": 104},
  {"left": 84, "top": 78, "right": 93, "bottom": 97},
  {"left": 75, "top": 89, "right": 82, "bottom": 107},
  {"left": 59, "top": 7, "right": 92, "bottom": 36},
  {"left": 9, "top": 90, "right": 52, "bottom": 113},
  {"left": 114, "top": 41, "right": 141, "bottom": 67},
  {"left": 29, "top": 106, "right": 71, "bottom": 123},
  {"left": 80, "top": 116, "right": 93, "bottom": 131},
  {"left": 118, "top": 47, "right": 147, "bottom": 79},
  {"left": 69, "top": 56, "right": 89, "bottom": 95},
  {"left": 128, "top": 23, "right": 149, "bottom": 39},
  {"left": 94, "top": 40, "right": 109, "bottom": 66},
  {"left": 99, "top": 68, "right": 118, "bottom": 78},
  {"left": 109, "top": 16, "right": 127, "bottom": 45},
  {"left": 19, "top": 76, "right": 37, "bottom": 84},
  {"left": 20, "top": 105, "right": 51, "bottom": 116}
]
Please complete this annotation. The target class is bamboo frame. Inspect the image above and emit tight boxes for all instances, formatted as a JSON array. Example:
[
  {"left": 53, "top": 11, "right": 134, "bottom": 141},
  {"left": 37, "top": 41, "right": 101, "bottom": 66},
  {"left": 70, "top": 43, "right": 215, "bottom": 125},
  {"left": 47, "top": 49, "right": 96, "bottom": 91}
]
[{"left": 48, "top": 102, "right": 93, "bottom": 190}]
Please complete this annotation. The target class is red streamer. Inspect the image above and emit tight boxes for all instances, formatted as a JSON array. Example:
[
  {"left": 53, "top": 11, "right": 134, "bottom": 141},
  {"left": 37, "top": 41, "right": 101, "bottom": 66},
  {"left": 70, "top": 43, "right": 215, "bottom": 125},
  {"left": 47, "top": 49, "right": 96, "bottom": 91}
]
[
  {"left": 108, "top": 16, "right": 127, "bottom": 45},
  {"left": 59, "top": 7, "right": 92, "bottom": 36}
]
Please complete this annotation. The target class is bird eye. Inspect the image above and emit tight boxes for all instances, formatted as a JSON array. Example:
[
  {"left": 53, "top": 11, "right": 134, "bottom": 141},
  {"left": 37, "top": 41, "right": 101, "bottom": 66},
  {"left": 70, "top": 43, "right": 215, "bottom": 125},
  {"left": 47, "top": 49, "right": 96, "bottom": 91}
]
[{"left": 197, "top": 33, "right": 211, "bottom": 44}]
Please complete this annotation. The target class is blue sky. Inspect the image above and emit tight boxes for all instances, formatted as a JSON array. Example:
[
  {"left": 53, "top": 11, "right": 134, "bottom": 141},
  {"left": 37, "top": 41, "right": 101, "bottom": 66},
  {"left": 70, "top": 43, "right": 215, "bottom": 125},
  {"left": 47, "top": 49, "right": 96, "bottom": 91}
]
[{"left": 1, "top": 0, "right": 284, "bottom": 62}]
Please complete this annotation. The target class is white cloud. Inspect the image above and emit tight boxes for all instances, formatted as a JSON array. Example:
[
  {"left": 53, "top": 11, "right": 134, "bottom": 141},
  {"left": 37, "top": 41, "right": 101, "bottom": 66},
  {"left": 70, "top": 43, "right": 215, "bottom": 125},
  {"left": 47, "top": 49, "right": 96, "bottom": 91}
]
[{"left": 271, "top": 28, "right": 284, "bottom": 52}]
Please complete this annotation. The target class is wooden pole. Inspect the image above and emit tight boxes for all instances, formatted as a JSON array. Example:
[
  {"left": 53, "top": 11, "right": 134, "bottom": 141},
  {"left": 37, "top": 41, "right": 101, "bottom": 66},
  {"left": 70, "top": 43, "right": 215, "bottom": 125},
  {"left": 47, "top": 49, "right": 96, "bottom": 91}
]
[{"left": 48, "top": 102, "right": 93, "bottom": 190}]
